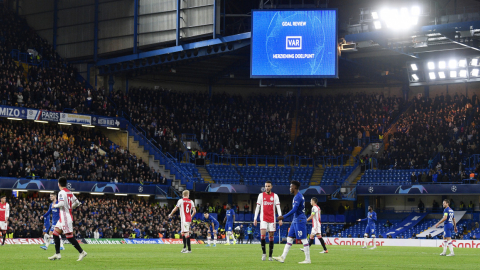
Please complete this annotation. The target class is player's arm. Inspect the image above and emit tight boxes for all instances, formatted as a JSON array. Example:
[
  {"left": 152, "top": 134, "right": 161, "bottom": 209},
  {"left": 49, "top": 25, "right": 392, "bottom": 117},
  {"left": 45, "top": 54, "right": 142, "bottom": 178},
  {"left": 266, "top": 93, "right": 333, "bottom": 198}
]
[
  {"left": 168, "top": 206, "right": 179, "bottom": 218},
  {"left": 41, "top": 203, "right": 52, "bottom": 219},
  {"left": 233, "top": 211, "right": 235, "bottom": 224},
  {"left": 5, "top": 203, "right": 9, "bottom": 224},
  {"left": 72, "top": 196, "right": 82, "bottom": 209},
  {"left": 434, "top": 213, "right": 447, "bottom": 228},
  {"left": 54, "top": 193, "right": 65, "bottom": 208},
  {"left": 254, "top": 194, "right": 262, "bottom": 226},
  {"left": 453, "top": 217, "right": 458, "bottom": 233},
  {"left": 191, "top": 205, "right": 196, "bottom": 217},
  {"left": 356, "top": 217, "right": 368, "bottom": 222},
  {"left": 279, "top": 200, "right": 300, "bottom": 220},
  {"left": 373, "top": 212, "right": 377, "bottom": 222},
  {"left": 275, "top": 194, "right": 283, "bottom": 225},
  {"left": 223, "top": 216, "right": 227, "bottom": 224}
]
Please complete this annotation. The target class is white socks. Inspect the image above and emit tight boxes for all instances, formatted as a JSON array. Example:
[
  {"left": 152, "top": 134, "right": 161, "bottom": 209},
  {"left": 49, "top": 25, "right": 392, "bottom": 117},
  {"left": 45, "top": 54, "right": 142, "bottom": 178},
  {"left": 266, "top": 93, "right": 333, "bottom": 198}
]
[
  {"left": 443, "top": 241, "right": 448, "bottom": 253},
  {"left": 214, "top": 236, "right": 217, "bottom": 245},
  {"left": 281, "top": 237, "right": 294, "bottom": 259},
  {"left": 232, "top": 233, "right": 236, "bottom": 244},
  {"left": 301, "top": 238, "right": 310, "bottom": 261},
  {"left": 364, "top": 235, "right": 368, "bottom": 247},
  {"left": 44, "top": 234, "right": 50, "bottom": 247},
  {"left": 448, "top": 241, "right": 454, "bottom": 254},
  {"left": 207, "top": 238, "right": 211, "bottom": 245},
  {"left": 226, "top": 233, "right": 230, "bottom": 244},
  {"left": 372, "top": 236, "right": 376, "bottom": 247}
]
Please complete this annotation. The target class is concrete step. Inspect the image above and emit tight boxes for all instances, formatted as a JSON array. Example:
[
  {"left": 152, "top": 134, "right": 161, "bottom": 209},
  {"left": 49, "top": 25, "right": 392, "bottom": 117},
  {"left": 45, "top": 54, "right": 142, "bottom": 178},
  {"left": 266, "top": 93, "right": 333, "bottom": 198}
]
[{"left": 198, "top": 167, "right": 214, "bottom": 183}]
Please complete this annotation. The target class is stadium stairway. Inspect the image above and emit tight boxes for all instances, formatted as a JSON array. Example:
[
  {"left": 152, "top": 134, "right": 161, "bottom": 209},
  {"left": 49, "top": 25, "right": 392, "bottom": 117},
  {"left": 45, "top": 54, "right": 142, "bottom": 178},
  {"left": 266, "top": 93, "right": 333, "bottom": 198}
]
[
  {"left": 352, "top": 171, "right": 365, "bottom": 185},
  {"left": 310, "top": 166, "right": 324, "bottom": 185},
  {"left": 290, "top": 118, "right": 300, "bottom": 142},
  {"left": 197, "top": 167, "right": 214, "bottom": 183},
  {"left": 348, "top": 146, "right": 362, "bottom": 166},
  {"left": 14, "top": 61, "right": 30, "bottom": 83}
]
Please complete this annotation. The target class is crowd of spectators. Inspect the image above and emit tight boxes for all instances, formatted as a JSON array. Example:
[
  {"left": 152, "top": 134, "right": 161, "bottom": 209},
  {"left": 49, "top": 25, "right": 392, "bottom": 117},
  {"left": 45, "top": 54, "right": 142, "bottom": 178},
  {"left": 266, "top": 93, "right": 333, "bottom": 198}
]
[{"left": 0, "top": 119, "right": 166, "bottom": 184}]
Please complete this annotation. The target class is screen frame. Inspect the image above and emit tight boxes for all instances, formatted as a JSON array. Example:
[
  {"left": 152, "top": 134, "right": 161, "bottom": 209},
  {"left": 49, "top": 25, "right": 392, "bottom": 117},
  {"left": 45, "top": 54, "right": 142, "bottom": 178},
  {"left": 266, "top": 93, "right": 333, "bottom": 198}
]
[{"left": 250, "top": 9, "right": 339, "bottom": 79}]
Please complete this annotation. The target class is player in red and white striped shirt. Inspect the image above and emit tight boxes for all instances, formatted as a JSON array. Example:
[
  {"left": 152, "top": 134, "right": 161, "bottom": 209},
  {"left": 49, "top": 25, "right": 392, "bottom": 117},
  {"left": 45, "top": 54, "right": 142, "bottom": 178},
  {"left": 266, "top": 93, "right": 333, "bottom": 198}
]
[
  {"left": 169, "top": 190, "right": 196, "bottom": 253},
  {"left": 0, "top": 195, "right": 10, "bottom": 246},
  {"left": 301, "top": 197, "right": 328, "bottom": 253},
  {"left": 48, "top": 177, "right": 87, "bottom": 261},
  {"left": 254, "top": 181, "right": 282, "bottom": 261}
]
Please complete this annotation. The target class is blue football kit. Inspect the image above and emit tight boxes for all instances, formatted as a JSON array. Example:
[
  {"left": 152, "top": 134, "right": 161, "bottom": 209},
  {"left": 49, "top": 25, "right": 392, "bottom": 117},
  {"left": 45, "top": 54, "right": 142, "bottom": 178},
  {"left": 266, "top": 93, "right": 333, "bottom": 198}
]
[
  {"left": 361, "top": 211, "right": 377, "bottom": 236},
  {"left": 205, "top": 215, "right": 219, "bottom": 232},
  {"left": 443, "top": 207, "right": 454, "bottom": 238},
  {"left": 283, "top": 192, "right": 307, "bottom": 239},
  {"left": 225, "top": 209, "right": 235, "bottom": 232}
]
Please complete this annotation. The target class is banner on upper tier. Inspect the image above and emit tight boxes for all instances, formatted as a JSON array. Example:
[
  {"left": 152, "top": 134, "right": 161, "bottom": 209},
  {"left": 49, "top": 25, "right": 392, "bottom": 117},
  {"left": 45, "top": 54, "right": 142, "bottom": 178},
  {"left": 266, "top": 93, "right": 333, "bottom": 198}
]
[
  {"left": 0, "top": 177, "right": 169, "bottom": 195},
  {"left": 195, "top": 183, "right": 337, "bottom": 195},
  {"left": 0, "top": 105, "right": 128, "bottom": 129},
  {"left": 315, "top": 237, "right": 480, "bottom": 248},
  {"left": 357, "top": 184, "right": 480, "bottom": 195}
]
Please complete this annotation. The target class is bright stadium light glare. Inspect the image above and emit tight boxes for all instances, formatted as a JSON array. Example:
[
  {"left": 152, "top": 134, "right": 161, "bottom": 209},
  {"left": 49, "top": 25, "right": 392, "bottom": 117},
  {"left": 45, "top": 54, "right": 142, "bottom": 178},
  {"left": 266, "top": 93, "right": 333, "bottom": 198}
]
[
  {"left": 450, "top": 71, "right": 457, "bottom": 78},
  {"left": 411, "top": 74, "right": 419, "bottom": 81},
  {"left": 410, "top": 64, "right": 418, "bottom": 71},
  {"left": 429, "top": 72, "right": 436, "bottom": 80},
  {"left": 449, "top": 60, "right": 457, "bottom": 69},
  {"left": 438, "top": 61, "right": 446, "bottom": 69},
  {"left": 472, "top": 59, "right": 478, "bottom": 66},
  {"left": 427, "top": 62, "right": 435, "bottom": 70},
  {"left": 460, "top": 70, "right": 467, "bottom": 77},
  {"left": 472, "top": 69, "right": 479, "bottom": 76},
  {"left": 438, "top": 72, "right": 446, "bottom": 79},
  {"left": 372, "top": 11, "right": 379, "bottom": 19},
  {"left": 459, "top": 59, "right": 467, "bottom": 67},
  {"left": 374, "top": 21, "right": 382, "bottom": 29},
  {"left": 411, "top": 6, "right": 421, "bottom": 16}
]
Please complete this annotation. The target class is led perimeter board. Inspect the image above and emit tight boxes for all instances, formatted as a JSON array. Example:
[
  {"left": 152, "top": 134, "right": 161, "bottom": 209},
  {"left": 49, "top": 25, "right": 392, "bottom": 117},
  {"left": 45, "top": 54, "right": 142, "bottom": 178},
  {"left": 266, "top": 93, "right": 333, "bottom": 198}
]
[{"left": 250, "top": 9, "right": 338, "bottom": 79}]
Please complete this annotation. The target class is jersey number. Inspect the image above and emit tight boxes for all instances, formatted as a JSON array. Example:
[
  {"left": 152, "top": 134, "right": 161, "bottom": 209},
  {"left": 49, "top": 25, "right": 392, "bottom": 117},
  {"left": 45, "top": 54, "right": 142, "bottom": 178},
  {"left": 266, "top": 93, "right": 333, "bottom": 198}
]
[
  {"left": 185, "top": 204, "right": 190, "bottom": 213},
  {"left": 448, "top": 213, "right": 453, "bottom": 222}
]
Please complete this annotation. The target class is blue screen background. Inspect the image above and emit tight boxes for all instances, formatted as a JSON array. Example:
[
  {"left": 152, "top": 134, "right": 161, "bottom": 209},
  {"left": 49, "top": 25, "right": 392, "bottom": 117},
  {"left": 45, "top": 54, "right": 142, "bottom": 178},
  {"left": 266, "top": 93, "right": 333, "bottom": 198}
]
[{"left": 251, "top": 10, "right": 337, "bottom": 78}]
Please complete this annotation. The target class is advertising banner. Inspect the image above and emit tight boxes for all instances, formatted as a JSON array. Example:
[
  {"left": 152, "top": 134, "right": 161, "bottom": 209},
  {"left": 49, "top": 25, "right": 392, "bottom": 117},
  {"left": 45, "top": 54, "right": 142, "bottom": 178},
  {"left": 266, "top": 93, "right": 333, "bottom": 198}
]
[
  {"left": 1, "top": 238, "right": 45, "bottom": 245},
  {"left": 60, "top": 113, "right": 91, "bottom": 125},
  {"left": 84, "top": 238, "right": 127, "bottom": 244},
  {"left": 357, "top": 184, "right": 480, "bottom": 195},
  {"left": 195, "top": 183, "right": 337, "bottom": 195},
  {"left": 124, "top": 239, "right": 165, "bottom": 244},
  {"left": 38, "top": 110, "right": 61, "bottom": 122},
  {"left": 0, "top": 177, "right": 169, "bottom": 195},
  {"left": 27, "top": 109, "right": 40, "bottom": 120},
  {"left": 161, "top": 238, "right": 201, "bottom": 244},
  {"left": 315, "top": 237, "right": 480, "bottom": 248},
  {"left": 0, "top": 106, "right": 27, "bottom": 118}
]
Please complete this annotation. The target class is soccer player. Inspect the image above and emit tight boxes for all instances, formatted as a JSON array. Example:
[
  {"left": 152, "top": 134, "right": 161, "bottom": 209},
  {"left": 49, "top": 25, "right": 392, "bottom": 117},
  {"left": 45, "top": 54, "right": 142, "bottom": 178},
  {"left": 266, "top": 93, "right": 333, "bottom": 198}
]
[
  {"left": 357, "top": 205, "right": 377, "bottom": 249},
  {"left": 300, "top": 197, "right": 328, "bottom": 254},
  {"left": 204, "top": 212, "right": 219, "bottom": 247},
  {"left": 223, "top": 204, "right": 236, "bottom": 245},
  {"left": 254, "top": 180, "right": 282, "bottom": 261},
  {"left": 0, "top": 195, "right": 9, "bottom": 246},
  {"left": 40, "top": 193, "right": 64, "bottom": 251},
  {"left": 48, "top": 177, "right": 87, "bottom": 261},
  {"left": 434, "top": 199, "right": 457, "bottom": 256},
  {"left": 274, "top": 181, "right": 310, "bottom": 264},
  {"left": 168, "top": 190, "right": 195, "bottom": 253}
]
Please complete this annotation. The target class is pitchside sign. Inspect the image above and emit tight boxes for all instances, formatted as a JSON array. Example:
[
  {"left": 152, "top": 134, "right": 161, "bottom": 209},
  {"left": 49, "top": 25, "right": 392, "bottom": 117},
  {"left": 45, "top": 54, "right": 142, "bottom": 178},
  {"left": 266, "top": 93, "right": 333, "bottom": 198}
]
[{"left": 316, "top": 237, "right": 480, "bottom": 248}]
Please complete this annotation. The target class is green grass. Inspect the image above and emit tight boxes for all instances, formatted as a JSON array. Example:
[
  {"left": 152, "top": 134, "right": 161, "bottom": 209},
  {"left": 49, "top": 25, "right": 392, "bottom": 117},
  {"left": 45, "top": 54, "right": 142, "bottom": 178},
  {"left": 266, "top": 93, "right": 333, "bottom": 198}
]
[{"left": 2, "top": 244, "right": 479, "bottom": 269}]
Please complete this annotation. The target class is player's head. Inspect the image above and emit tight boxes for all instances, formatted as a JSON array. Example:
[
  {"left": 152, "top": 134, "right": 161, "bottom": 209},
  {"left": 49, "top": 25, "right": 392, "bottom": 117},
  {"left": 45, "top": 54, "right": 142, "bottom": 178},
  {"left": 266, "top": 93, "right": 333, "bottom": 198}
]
[
  {"left": 182, "top": 190, "right": 189, "bottom": 198},
  {"left": 443, "top": 199, "right": 450, "bottom": 208},
  {"left": 203, "top": 212, "right": 209, "bottom": 218},
  {"left": 58, "top": 176, "right": 67, "bottom": 189},
  {"left": 265, "top": 181, "right": 272, "bottom": 193},
  {"left": 311, "top": 197, "right": 318, "bottom": 206},
  {"left": 368, "top": 206, "right": 373, "bottom": 212},
  {"left": 49, "top": 193, "right": 56, "bottom": 201},
  {"left": 1, "top": 195, "right": 6, "bottom": 203},
  {"left": 226, "top": 204, "right": 231, "bottom": 210},
  {"left": 290, "top": 180, "right": 300, "bottom": 194}
]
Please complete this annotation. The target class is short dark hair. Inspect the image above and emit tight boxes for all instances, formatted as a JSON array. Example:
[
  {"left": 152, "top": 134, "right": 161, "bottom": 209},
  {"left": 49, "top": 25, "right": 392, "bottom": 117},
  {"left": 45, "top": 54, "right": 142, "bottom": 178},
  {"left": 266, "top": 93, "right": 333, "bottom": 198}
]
[
  {"left": 0, "top": 195, "right": 6, "bottom": 199},
  {"left": 265, "top": 180, "right": 272, "bottom": 185},
  {"left": 443, "top": 199, "right": 450, "bottom": 205},
  {"left": 311, "top": 197, "right": 318, "bottom": 204},
  {"left": 291, "top": 180, "right": 300, "bottom": 189},
  {"left": 58, "top": 177, "right": 67, "bottom": 188}
]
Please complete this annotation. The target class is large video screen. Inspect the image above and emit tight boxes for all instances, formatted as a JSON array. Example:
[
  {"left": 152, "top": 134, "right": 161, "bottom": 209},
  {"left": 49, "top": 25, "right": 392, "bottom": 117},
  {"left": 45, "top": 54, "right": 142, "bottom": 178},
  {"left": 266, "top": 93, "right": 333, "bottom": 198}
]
[{"left": 251, "top": 9, "right": 338, "bottom": 78}]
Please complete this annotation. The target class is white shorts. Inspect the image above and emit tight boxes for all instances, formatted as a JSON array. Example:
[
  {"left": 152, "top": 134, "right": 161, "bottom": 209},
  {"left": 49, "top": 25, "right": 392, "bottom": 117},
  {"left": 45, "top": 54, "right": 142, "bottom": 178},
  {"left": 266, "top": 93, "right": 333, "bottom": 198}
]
[
  {"left": 181, "top": 222, "right": 191, "bottom": 233},
  {"left": 55, "top": 220, "right": 73, "bottom": 234},
  {"left": 260, "top": 221, "right": 276, "bottom": 232},
  {"left": 0, "top": 221, "right": 7, "bottom": 231},
  {"left": 311, "top": 226, "right": 322, "bottom": 236}
]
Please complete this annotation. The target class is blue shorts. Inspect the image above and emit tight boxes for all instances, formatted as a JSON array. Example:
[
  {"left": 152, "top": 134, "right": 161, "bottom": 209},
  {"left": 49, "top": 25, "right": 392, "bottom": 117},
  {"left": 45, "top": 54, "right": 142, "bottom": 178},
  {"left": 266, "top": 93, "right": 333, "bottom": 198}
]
[
  {"left": 226, "top": 222, "right": 233, "bottom": 232},
  {"left": 365, "top": 224, "right": 376, "bottom": 236},
  {"left": 43, "top": 222, "right": 50, "bottom": 233},
  {"left": 50, "top": 223, "right": 57, "bottom": 232},
  {"left": 444, "top": 223, "right": 453, "bottom": 238},
  {"left": 287, "top": 221, "right": 307, "bottom": 239},
  {"left": 209, "top": 224, "right": 219, "bottom": 233}
]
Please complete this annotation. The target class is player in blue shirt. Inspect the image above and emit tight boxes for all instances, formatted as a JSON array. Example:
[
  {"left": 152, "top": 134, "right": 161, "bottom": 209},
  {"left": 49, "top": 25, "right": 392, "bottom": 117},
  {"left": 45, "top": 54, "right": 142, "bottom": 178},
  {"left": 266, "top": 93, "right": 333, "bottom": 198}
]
[
  {"left": 40, "top": 193, "right": 64, "bottom": 251},
  {"left": 274, "top": 181, "right": 310, "bottom": 264},
  {"left": 434, "top": 199, "right": 457, "bottom": 256},
  {"left": 357, "top": 206, "right": 377, "bottom": 249},
  {"left": 204, "top": 213, "right": 219, "bottom": 247},
  {"left": 223, "top": 204, "right": 236, "bottom": 245}
]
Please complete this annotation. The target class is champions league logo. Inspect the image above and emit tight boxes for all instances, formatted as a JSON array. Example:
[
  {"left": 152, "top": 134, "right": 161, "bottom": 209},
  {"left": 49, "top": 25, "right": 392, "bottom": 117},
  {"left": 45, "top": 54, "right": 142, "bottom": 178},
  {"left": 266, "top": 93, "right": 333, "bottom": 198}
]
[
  {"left": 207, "top": 184, "right": 237, "bottom": 193},
  {"left": 91, "top": 183, "right": 120, "bottom": 193},
  {"left": 299, "top": 186, "right": 326, "bottom": 195},
  {"left": 13, "top": 179, "right": 45, "bottom": 190},
  {"left": 395, "top": 185, "right": 428, "bottom": 194}
]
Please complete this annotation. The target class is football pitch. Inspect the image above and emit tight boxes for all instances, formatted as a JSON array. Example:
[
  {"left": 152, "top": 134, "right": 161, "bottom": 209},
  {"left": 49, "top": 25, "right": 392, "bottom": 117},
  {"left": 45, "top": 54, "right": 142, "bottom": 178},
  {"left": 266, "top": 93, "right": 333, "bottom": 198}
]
[{"left": 2, "top": 244, "right": 479, "bottom": 269}]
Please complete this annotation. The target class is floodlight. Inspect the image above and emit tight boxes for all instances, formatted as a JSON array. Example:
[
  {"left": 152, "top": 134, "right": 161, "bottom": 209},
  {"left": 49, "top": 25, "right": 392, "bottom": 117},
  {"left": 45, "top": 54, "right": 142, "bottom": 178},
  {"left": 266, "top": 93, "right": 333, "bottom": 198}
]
[{"left": 429, "top": 72, "right": 436, "bottom": 80}]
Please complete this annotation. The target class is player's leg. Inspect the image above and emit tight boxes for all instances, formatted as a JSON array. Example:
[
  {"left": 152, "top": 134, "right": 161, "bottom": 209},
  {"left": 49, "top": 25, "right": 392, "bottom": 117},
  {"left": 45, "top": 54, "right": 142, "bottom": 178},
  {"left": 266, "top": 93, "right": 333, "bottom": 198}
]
[
  {"left": 48, "top": 228, "right": 63, "bottom": 260},
  {"left": 65, "top": 232, "right": 87, "bottom": 261},
  {"left": 443, "top": 225, "right": 454, "bottom": 256},
  {"left": 298, "top": 222, "right": 310, "bottom": 264},
  {"left": 1, "top": 230, "right": 5, "bottom": 245},
  {"left": 225, "top": 225, "right": 231, "bottom": 245},
  {"left": 213, "top": 228, "right": 218, "bottom": 246},
  {"left": 317, "top": 234, "right": 328, "bottom": 253},
  {"left": 206, "top": 231, "right": 212, "bottom": 246},
  {"left": 369, "top": 226, "right": 376, "bottom": 249},
  {"left": 274, "top": 223, "right": 296, "bottom": 263},
  {"left": 260, "top": 221, "right": 267, "bottom": 258},
  {"left": 268, "top": 229, "right": 275, "bottom": 260},
  {"left": 446, "top": 236, "right": 454, "bottom": 256},
  {"left": 184, "top": 231, "right": 192, "bottom": 253},
  {"left": 363, "top": 225, "right": 370, "bottom": 248},
  {"left": 232, "top": 225, "right": 236, "bottom": 244}
]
